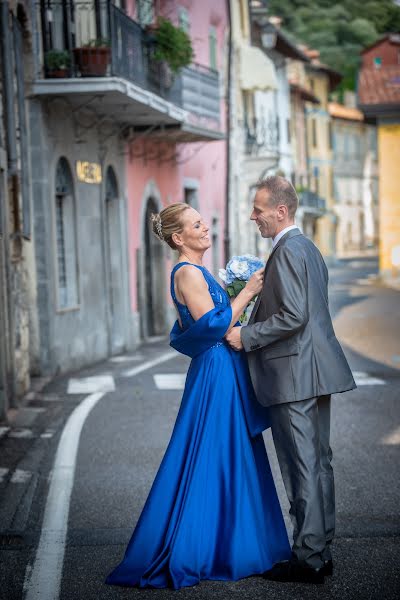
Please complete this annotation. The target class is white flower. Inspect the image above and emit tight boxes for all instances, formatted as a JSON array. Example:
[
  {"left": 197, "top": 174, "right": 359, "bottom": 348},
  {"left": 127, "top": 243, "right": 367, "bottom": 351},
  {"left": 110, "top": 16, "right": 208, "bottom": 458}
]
[{"left": 218, "top": 268, "right": 228, "bottom": 283}]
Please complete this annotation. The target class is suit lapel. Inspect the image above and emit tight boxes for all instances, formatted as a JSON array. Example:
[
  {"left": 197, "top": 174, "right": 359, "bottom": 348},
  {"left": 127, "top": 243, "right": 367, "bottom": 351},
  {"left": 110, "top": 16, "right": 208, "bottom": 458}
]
[{"left": 248, "top": 228, "right": 302, "bottom": 325}]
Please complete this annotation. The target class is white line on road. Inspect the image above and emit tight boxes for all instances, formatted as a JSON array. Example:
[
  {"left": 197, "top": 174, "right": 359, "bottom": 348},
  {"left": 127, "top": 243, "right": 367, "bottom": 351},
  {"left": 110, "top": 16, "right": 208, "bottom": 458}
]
[
  {"left": 24, "top": 351, "right": 177, "bottom": 600},
  {"left": 353, "top": 371, "right": 386, "bottom": 386},
  {"left": 0, "top": 467, "right": 9, "bottom": 482},
  {"left": 67, "top": 375, "right": 115, "bottom": 394},
  {"left": 153, "top": 373, "right": 186, "bottom": 390},
  {"left": 10, "top": 469, "right": 32, "bottom": 484},
  {"left": 122, "top": 350, "right": 176, "bottom": 377}
]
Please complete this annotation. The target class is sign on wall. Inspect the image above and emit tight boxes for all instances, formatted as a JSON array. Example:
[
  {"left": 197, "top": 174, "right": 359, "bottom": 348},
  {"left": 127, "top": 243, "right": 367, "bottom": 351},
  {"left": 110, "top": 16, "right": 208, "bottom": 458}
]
[{"left": 76, "top": 161, "right": 102, "bottom": 184}]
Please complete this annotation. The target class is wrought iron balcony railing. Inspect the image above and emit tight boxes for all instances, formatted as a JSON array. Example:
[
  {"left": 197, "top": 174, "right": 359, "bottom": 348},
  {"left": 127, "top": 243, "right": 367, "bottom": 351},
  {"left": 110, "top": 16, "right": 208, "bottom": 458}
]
[
  {"left": 298, "top": 190, "right": 326, "bottom": 212},
  {"left": 37, "top": 1, "right": 221, "bottom": 122},
  {"left": 244, "top": 116, "right": 279, "bottom": 155}
]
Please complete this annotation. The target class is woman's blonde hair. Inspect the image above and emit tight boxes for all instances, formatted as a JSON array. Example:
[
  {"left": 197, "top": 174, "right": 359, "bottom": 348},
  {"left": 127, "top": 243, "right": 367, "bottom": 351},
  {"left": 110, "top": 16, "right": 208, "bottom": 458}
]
[{"left": 151, "top": 203, "right": 191, "bottom": 250}]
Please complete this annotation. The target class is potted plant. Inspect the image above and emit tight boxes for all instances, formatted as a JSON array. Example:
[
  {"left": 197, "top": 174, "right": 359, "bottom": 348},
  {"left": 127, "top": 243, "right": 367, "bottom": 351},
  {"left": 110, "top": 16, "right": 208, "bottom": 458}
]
[
  {"left": 152, "top": 17, "right": 194, "bottom": 86},
  {"left": 73, "top": 38, "right": 110, "bottom": 77},
  {"left": 45, "top": 49, "right": 71, "bottom": 78}
]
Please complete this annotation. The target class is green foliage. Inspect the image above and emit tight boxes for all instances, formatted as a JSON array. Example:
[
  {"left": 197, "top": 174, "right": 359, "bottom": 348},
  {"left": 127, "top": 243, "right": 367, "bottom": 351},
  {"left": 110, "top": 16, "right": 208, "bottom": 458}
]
[
  {"left": 266, "top": 0, "right": 400, "bottom": 91},
  {"left": 154, "top": 17, "right": 194, "bottom": 73},
  {"left": 45, "top": 49, "right": 71, "bottom": 70}
]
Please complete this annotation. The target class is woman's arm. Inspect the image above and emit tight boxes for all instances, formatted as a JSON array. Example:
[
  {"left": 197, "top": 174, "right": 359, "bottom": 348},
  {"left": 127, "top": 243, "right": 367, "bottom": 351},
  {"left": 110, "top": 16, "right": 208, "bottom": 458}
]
[{"left": 177, "top": 265, "right": 264, "bottom": 329}]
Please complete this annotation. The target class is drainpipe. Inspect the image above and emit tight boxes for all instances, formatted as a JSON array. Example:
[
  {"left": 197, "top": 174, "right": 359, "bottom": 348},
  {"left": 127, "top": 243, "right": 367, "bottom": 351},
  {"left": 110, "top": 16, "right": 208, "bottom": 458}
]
[
  {"left": 1, "top": 1, "right": 18, "bottom": 176},
  {"left": 224, "top": 0, "right": 232, "bottom": 263}
]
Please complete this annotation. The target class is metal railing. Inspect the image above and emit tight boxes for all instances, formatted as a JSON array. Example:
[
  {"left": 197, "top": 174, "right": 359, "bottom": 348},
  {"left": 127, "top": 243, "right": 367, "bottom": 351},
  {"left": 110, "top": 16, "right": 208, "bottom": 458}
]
[
  {"left": 245, "top": 116, "right": 279, "bottom": 155},
  {"left": 37, "top": 1, "right": 220, "bottom": 120},
  {"left": 298, "top": 190, "right": 326, "bottom": 212}
]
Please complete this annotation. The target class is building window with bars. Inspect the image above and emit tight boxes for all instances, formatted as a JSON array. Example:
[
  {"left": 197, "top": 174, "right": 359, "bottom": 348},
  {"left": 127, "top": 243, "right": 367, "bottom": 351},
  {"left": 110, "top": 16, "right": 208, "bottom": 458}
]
[{"left": 54, "top": 158, "right": 79, "bottom": 309}]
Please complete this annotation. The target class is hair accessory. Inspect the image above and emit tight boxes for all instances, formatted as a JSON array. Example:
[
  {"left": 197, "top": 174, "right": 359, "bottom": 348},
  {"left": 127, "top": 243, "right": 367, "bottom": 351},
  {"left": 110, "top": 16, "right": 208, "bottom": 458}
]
[{"left": 155, "top": 215, "right": 164, "bottom": 240}]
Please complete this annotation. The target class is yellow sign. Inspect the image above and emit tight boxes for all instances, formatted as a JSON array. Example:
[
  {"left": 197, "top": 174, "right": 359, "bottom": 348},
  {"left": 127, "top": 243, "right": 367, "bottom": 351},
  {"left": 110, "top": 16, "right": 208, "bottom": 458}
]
[{"left": 76, "top": 161, "right": 102, "bottom": 184}]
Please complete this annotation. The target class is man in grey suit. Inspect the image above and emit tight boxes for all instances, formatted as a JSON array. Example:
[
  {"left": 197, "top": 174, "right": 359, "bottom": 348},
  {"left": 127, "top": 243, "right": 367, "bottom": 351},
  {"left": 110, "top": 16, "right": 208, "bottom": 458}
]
[{"left": 226, "top": 176, "right": 356, "bottom": 584}]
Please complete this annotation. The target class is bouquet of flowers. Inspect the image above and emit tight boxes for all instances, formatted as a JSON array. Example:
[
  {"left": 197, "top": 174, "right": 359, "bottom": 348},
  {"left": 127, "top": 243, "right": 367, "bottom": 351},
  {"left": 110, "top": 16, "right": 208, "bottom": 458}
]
[{"left": 219, "top": 254, "right": 265, "bottom": 323}]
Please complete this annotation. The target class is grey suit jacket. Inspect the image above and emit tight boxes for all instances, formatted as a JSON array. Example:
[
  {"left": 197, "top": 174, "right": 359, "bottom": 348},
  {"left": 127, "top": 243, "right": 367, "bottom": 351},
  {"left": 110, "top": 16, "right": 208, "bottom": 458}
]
[{"left": 241, "top": 229, "right": 356, "bottom": 407}]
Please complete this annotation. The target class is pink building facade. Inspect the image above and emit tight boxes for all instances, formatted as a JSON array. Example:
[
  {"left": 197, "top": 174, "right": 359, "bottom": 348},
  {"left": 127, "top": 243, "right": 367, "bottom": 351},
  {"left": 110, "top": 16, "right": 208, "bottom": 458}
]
[{"left": 125, "top": 1, "right": 228, "bottom": 340}]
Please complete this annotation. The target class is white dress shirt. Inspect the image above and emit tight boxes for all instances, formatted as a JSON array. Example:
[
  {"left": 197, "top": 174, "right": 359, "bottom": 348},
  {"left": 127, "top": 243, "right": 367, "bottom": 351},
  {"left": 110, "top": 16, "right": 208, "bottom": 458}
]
[{"left": 272, "top": 225, "right": 299, "bottom": 248}]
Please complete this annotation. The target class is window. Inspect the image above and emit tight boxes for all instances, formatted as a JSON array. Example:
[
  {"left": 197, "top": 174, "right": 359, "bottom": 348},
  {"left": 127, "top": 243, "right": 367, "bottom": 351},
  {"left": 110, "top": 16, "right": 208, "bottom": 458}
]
[
  {"left": 179, "top": 7, "right": 190, "bottom": 33},
  {"left": 287, "top": 118, "right": 291, "bottom": 143},
  {"left": 328, "top": 121, "right": 333, "bottom": 150},
  {"left": 54, "top": 158, "right": 79, "bottom": 309},
  {"left": 184, "top": 187, "right": 199, "bottom": 209},
  {"left": 209, "top": 26, "right": 217, "bottom": 70},
  {"left": 312, "top": 118, "right": 317, "bottom": 148},
  {"left": 137, "top": 0, "right": 154, "bottom": 26},
  {"left": 373, "top": 56, "right": 382, "bottom": 69}
]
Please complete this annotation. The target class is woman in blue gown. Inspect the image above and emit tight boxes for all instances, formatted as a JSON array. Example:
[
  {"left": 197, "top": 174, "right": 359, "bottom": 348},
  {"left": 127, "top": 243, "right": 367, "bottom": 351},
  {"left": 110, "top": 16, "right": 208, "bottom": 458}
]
[{"left": 105, "top": 203, "right": 291, "bottom": 589}]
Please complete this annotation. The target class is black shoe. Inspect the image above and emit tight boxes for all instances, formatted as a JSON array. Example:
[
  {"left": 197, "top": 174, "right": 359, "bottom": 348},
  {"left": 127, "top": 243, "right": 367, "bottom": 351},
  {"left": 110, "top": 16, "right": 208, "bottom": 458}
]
[
  {"left": 321, "top": 559, "right": 333, "bottom": 577},
  {"left": 263, "top": 561, "right": 325, "bottom": 585}
]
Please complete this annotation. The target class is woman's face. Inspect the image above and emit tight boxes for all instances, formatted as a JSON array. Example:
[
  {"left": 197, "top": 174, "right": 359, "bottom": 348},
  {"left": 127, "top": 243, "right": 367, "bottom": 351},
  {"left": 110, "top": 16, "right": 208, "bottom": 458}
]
[{"left": 175, "top": 208, "right": 211, "bottom": 252}]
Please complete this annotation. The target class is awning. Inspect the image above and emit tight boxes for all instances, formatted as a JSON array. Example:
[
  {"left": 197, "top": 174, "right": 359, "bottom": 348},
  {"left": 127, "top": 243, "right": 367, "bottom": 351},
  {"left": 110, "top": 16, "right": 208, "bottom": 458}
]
[{"left": 239, "top": 43, "right": 278, "bottom": 92}]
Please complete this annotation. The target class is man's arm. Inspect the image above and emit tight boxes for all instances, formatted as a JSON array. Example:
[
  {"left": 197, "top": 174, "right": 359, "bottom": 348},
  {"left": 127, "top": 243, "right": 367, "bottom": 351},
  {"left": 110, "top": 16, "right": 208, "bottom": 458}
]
[{"left": 241, "top": 245, "right": 309, "bottom": 352}]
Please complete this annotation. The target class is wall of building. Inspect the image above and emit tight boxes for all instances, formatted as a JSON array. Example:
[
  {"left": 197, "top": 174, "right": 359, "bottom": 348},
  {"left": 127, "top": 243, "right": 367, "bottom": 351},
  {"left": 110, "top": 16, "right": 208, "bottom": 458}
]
[
  {"left": 29, "top": 101, "right": 133, "bottom": 374},
  {"left": 378, "top": 123, "right": 400, "bottom": 278}
]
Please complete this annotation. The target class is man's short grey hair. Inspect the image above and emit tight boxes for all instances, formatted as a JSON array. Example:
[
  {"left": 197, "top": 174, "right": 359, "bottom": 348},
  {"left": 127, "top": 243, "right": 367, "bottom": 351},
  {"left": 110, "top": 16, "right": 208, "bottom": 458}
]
[{"left": 255, "top": 176, "right": 298, "bottom": 218}]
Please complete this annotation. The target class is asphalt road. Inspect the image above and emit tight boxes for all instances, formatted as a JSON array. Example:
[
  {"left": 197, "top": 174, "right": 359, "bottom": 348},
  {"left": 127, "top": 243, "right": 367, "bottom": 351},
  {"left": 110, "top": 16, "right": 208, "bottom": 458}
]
[{"left": 1, "top": 257, "right": 399, "bottom": 600}]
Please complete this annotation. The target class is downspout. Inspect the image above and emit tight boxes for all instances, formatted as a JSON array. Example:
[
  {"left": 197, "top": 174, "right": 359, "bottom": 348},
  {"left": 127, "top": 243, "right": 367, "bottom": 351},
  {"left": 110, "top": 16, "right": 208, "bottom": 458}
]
[{"left": 224, "top": 0, "right": 232, "bottom": 263}]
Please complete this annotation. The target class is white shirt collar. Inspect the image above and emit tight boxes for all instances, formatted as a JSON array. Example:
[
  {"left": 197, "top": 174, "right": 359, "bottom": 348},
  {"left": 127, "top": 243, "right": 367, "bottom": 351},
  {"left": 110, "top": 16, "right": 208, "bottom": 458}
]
[{"left": 272, "top": 225, "right": 299, "bottom": 248}]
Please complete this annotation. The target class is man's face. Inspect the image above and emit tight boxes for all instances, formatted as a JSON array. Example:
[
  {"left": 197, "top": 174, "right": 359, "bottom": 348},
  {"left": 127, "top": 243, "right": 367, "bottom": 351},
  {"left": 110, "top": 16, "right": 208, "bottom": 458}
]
[{"left": 250, "top": 189, "right": 280, "bottom": 239}]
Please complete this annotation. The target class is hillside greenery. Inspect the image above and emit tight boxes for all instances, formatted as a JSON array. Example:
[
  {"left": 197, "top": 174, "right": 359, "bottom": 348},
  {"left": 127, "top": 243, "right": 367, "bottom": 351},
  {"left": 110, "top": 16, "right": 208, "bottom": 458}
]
[{"left": 266, "top": 0, "right": 400, "bottom": 91}]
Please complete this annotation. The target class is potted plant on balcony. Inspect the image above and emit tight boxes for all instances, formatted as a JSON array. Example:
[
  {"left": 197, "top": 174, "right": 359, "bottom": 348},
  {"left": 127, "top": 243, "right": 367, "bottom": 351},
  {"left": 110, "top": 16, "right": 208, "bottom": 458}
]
[
  {"left": 152, "top": 17, "right": 194, "bottom": 87},
  {"left": 45, "top": 49, "right": 71, "bottom": 78},
  {"left": 73, "top": 38, "right": 110, "bottom": 77}
]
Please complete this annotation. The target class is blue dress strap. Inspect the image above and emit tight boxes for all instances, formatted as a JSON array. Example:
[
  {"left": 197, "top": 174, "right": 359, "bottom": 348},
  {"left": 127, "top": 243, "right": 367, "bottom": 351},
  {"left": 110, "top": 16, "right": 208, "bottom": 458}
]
[{"left": 170, "top": 262, "right": 205, "bottom": 304}]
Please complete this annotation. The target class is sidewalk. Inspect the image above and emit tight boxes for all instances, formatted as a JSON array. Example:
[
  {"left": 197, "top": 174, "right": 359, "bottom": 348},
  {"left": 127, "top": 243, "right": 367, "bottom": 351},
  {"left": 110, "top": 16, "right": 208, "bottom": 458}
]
[{"left": 333, "top": 276, "right": 400, "bottom": 371}]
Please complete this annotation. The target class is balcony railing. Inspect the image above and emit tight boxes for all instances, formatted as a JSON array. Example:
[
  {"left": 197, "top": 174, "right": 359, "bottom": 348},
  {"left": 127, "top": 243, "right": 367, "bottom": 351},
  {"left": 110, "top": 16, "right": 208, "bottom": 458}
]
[
  {"left": 244, "top": 116, "right": 279, "bottom": 155},
  {"left": 37, "top": 1, "right": 220, "bottom": 122},
  {"left": 298, "top": 190, "right": 326, "bottom": 212}
]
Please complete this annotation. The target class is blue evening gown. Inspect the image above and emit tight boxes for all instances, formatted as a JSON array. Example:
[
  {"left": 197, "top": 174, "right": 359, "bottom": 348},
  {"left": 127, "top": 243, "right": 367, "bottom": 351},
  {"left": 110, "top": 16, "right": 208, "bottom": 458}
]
[{"left": 105, "top": 262, "right": 291, "bottom": 589}]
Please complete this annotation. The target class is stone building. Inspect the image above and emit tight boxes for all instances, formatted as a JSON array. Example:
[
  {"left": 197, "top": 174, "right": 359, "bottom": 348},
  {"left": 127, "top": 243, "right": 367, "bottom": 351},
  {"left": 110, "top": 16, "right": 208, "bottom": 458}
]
[{"left": 0, "top": 0, "right": 36, "bottom": 419}]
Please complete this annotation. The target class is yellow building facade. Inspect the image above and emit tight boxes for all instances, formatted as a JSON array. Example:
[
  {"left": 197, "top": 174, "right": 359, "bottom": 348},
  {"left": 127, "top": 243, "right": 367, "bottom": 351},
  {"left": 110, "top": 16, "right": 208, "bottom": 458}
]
[
  {"left": 378, "top": 124, "right": 400, "bottom": 278},
  {"left": 304, "top": 55, "right": 341, "bottom": 261}
]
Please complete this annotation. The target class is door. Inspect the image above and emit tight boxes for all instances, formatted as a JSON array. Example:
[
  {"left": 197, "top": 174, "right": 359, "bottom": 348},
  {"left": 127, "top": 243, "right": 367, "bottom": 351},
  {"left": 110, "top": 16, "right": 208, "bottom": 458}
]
[{"left": 105, "top": 166, "right": 125, "bottom": 353}]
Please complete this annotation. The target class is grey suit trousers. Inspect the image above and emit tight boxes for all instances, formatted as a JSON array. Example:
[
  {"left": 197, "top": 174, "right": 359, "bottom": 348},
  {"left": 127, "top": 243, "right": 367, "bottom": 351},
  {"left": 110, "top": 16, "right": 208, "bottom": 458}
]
[{"left": 268, "top": 395, "right": 335, "bottom": 569}]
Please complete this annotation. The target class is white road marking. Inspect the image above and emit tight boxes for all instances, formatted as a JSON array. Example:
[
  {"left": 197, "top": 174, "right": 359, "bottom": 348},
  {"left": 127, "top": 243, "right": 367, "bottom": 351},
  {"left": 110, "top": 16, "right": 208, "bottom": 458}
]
[
  {"left": 0, "top": 426, "right": 10, "bottom": 439},
  {"left": 40, "top": 431, "right": 55, "bottom": 439},
  {"left": 353, "top": 371, "right": 386, "bottom": 386},
  {"left": 10, "top": 469, "right": 32, "bottom": 484},
  {"left": 67, "top": 375, "right": 115, "bottom": 394},
  {"left": 123, "top": 350, "right": 176, "bottom": 377},
  {"left": 381, "top": 426, "right": 400, "bottom": 445},
  {"left": 154, "top": 373, "right": 186, "bottom": 390},
  {"left": 8, "top": 428, "right": 34, "bottom": 439},
  {"left": 24, "top": 351, "right": 177, "bottom": 600},
  {"left": 0, "top": 467, "right": 9, "bottom": 482},
  {"left": 109, "top": 354, "right": 144, "bottom": 363},
  {"left": 23, "top": 391, "right": 105, "bottom": 600}
]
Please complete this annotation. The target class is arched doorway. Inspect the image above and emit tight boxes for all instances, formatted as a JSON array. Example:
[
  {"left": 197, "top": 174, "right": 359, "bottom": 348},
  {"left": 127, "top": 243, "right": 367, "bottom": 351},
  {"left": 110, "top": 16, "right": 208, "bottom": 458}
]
[
  {"left": 104, "top": 166, "right": 125, "bottom": 353},
  {"left": 141, "top": 197, "right": 165, "bottom": 338}
]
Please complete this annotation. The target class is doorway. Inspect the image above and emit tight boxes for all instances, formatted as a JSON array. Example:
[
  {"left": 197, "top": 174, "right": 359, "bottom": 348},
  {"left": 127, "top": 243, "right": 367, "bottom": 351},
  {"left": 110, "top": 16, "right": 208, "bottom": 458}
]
[
  {"left": 104, "top": 166, "right": 125, "bottom": 353},
  {"left": 141, "top": 197, "right": 165, "bottom": 338}
]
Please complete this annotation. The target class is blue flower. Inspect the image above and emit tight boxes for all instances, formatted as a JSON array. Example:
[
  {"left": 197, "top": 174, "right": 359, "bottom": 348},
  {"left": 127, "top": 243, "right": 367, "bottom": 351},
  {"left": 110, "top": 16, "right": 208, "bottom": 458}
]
[{"left": 219, "top": 255, "right": 265, "bottom": 285}]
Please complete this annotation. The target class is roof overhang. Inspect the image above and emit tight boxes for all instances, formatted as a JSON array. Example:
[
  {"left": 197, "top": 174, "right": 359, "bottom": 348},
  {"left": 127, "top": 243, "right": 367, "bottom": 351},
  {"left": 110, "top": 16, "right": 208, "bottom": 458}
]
[
  {"left": 358, "top": 103, "right": 400, "bottom": 123},
  {"left": 290, "top": 82, "right": 320, "bottom": 104}
]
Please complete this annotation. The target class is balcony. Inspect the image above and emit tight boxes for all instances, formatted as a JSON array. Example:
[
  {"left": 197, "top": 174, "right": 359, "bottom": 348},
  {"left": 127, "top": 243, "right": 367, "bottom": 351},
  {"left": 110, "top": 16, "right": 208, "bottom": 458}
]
[
  {"left": 298, "top": 189, "right": 326, "bottom": 216},
  {"left": 244, "top": 116, "right": 279, "bottom": 157},
  {"left": 31, "top": 1, "right": 223, "bottom": 142}
]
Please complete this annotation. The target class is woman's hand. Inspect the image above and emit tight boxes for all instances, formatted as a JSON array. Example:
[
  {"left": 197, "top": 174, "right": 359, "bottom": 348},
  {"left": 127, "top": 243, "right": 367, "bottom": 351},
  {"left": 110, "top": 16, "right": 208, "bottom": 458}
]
[{"left": 245, "top": 267, "right": 265, "bottom": 297}]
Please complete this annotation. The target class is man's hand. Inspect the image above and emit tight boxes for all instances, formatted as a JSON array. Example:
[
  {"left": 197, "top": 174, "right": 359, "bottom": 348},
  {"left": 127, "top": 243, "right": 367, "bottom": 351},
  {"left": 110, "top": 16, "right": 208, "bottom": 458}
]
[{"left": 225, "top": 327, "right": 243, "bottom": 351}]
